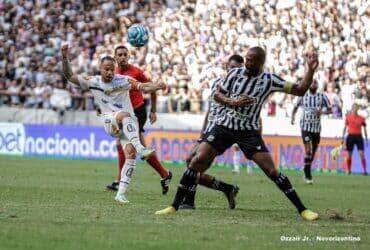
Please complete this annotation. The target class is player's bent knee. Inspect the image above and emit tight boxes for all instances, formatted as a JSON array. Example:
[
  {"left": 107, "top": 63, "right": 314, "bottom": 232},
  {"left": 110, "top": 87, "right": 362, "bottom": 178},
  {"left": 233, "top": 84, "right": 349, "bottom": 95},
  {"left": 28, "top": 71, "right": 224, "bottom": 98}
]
[
  {"left": 192, "top": 151, "right": 210, "bottom": 166},
  {"left": 115, "top": 111, "right": 131, "bottom": 123},
  {"left": 124, "top": 144, "right": 137, "bottom": 159},
  {"left": 266, "top": 168, "right": 279, "bottom": 179}
]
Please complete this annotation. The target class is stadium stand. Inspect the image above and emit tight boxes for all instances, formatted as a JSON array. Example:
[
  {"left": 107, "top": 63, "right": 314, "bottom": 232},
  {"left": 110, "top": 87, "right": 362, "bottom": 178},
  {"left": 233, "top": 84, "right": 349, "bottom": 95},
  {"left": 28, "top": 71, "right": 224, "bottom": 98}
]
[{"left": 0, "top": 0, "right": 368, "bottom": 117}]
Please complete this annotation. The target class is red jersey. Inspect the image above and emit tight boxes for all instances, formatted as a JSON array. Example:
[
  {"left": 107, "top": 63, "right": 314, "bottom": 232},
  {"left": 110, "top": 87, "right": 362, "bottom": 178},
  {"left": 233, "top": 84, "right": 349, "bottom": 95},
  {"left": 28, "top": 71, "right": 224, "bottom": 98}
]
[
  {"left": 346, "top": 113, "right": 366, "bottom": 135},
  {"left": 115, "top": 64, "right": 149, "bottom": 109}
]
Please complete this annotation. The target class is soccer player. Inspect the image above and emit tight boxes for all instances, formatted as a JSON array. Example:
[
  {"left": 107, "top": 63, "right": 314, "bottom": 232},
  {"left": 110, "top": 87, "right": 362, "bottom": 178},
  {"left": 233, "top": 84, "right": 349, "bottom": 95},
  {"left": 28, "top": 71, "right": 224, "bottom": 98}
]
[
  {"left": 342, "top": 104, "right": 368, "bottom": 175},
  {"left": 156, "top": 46, "right": 320, "bottom": 221},
  {"left": 61, "top": 44, "right": 166, "bottom": 203},
  {"left": 291, "top": 80, "right": 332, "bottom": 184},
  {"left": 179, "top": 54, "right": 246, "bottom": 209},
  {"left": 105, "top": 45, "right": 172, "bottom": 194}
]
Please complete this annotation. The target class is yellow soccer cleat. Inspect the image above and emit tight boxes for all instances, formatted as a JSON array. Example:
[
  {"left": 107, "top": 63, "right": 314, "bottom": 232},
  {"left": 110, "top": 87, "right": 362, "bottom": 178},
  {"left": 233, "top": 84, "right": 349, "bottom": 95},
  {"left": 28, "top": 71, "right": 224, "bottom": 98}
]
[
  {"left": 300, "top": 209, "right": 319, "bottom": 221},
  {"left": 155, "top": 206, "right": 176, "bottom": 215}
]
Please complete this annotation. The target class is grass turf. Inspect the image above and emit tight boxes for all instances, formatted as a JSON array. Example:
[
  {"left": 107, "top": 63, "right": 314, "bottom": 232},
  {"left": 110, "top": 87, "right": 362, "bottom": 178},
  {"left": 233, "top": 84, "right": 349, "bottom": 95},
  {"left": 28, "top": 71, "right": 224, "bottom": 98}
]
[{"left": 0, "top": 155, "right": 369, "bottom": 250}]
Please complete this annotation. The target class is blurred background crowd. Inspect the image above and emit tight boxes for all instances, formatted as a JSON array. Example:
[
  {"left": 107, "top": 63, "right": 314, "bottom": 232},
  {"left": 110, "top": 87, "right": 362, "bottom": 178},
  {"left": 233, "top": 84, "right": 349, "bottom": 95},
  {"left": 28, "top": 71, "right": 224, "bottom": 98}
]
[{"left": 0, "top": 0, "right": 369, "bottom": 118}]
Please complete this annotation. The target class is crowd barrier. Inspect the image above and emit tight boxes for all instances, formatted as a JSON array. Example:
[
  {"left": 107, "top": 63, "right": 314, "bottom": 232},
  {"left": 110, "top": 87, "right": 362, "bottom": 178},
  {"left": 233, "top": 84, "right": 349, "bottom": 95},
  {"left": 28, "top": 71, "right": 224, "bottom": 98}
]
[{"left": 1, "top": 122, "right": 368, "bottom": 174}]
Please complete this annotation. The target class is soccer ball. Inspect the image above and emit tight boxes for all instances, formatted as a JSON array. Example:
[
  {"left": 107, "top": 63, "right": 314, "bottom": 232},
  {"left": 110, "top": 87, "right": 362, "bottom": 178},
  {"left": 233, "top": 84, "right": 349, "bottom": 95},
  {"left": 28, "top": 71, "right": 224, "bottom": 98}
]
[{"left": 127, "top": 24, "right": 149, "bottom": 47}]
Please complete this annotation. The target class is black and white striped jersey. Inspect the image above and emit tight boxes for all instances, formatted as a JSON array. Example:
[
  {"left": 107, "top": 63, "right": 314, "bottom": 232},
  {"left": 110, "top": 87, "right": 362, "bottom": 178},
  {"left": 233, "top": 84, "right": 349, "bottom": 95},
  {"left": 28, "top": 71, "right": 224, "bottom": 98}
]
[
  {"left": 207, "top": 77, "right": 223, "bottom": 122},
  {"left": 294, "top": 91, "right": 331, "bottom": 133},
  {"left": 215, "top": 67, "right": 292, "bottom": 130},
  {"left": 203, "top": 77, "right": 222, "bottom": 134}
]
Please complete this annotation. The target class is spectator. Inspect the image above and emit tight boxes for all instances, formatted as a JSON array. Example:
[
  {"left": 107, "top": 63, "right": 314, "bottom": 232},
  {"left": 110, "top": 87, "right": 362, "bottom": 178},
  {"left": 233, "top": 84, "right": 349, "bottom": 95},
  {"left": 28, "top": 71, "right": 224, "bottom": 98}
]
[
  {"left": 0, "top": 0, "right": 367, "bottom": 119},
  {"left": 325, "top": 82, "right": 342, "bottom": 118}
]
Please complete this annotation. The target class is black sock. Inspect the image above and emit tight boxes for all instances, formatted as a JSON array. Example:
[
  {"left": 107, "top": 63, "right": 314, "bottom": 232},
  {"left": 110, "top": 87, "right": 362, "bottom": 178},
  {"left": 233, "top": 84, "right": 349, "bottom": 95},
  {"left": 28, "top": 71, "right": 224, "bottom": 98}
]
[
  {"left": 304, "top": 157, "right": 312, "bottom": 179},
  {"left": 271, "top": 173, "right": 306, "bottom": 213},
  {"left": 183, "top": 186, "right": 196, "bottom": 206},
  {"left": 172, "top": 169, "right": 198, "bottom": 210},
  {"left": 198, "top": 174, "right": 233, "bottom": 193}
]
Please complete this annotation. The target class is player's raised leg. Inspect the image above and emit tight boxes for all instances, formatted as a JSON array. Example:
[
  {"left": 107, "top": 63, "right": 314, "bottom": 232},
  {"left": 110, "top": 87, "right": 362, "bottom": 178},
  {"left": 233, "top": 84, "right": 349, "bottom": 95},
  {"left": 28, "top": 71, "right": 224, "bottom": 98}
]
[
  {"left": 115, "top": 143, "right": 137, "bottom": 203},
  {"left": 114, "top": 111, "right": 154, "bottom": 159},
  {"left": 252, "top": 152, "right": 318, "bottom": 221}
]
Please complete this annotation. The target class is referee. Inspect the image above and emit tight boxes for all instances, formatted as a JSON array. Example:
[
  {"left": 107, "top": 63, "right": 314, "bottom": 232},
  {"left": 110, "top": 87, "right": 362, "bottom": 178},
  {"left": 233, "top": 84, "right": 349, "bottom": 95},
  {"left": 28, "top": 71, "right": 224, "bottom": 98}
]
[
  {"left": 342, "top": 104, "right": 368, "bottom": 175},
  {"left": 291, "top": 80, "right": 332, "bottom": 184}
]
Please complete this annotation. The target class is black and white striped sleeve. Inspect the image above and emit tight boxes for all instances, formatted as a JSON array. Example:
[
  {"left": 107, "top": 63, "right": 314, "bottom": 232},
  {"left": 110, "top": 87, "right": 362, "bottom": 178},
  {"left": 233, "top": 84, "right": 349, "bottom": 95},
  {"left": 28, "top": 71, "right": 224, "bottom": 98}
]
[
  {"left": 218, "top": 68, "right": 239, "bottom": 94},
  {"left": 270, "top": 73, "right": 293, "bottom": 93}
]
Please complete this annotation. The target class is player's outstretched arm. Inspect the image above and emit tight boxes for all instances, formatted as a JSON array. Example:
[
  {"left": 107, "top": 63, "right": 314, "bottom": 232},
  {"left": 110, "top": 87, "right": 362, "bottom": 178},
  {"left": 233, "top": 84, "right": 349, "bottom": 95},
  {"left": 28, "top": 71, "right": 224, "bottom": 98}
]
[
  {"left": 138, "top": 82, "right": 167, "bottom": 93},
  {"left": 290, "top": 51, "right": 319, "bottom": 96},
  {"left": 61, "top": 44, "right": 79, "bottom": 85},
  {"left": 214, "top": 86, "right": 256, "bottom": 107}
]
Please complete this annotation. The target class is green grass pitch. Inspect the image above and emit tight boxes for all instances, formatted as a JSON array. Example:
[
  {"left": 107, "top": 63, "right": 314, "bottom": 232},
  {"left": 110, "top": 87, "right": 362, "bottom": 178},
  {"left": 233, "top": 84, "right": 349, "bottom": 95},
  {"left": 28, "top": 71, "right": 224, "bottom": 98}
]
[{"left": 0, "top": 155, "right": 369, "bottom": 250}]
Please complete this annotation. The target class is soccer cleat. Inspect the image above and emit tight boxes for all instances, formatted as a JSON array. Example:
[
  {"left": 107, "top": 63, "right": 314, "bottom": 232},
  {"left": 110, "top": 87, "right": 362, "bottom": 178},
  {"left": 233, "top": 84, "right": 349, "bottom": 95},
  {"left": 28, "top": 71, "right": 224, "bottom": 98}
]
[
  {"left": 304, "top": 178, "right": 314, "bottom": 185},
  {"left": 139, "top": 147, "right": 155, "bottom": 160},
  {"left": 160, "top": 171, "right": 173, "bottom": 195},
  {"left": 178, "top": 204, "right": 196, "bottom": 210},
  {"left": 224, "top": 185, "right": 239, "bottom": 209},
  {"left": 106, "top": 181, "right": 119, "bottom": 191},
  {"left": 155, "top": 206, "right": 176, "bottom": 215},
  {"left": 300, "top": 209, "right": 319, "bottom": 221},
  {"left": 115, "top": 193, "right": 130, "bottom": 204}
]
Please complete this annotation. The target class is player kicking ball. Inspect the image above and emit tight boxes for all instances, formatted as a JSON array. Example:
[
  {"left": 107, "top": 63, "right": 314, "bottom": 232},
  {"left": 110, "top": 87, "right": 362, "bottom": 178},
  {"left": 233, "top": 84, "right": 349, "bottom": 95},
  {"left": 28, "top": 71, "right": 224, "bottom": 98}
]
[
  {"left": 156, "top": 46, "right": 319, "bottom": 221},
  {"left": 61, "top": 44, "right": 166, "bottom": 203},
  {"left": 105, "top": 45, "right": 172, "bottom": 194}
]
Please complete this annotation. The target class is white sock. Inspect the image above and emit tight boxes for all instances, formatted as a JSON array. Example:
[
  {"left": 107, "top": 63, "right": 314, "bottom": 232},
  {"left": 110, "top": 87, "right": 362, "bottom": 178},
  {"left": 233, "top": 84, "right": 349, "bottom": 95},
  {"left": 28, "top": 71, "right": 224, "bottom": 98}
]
[
  {"left": 118, "top": 159, "right": 136, "bottom": 195},
  {"left": 233, "top": 150, "right": 242, "bottom": 172},
  {"left": 121, "top": 117, "right": 145, "bottom": 153}
]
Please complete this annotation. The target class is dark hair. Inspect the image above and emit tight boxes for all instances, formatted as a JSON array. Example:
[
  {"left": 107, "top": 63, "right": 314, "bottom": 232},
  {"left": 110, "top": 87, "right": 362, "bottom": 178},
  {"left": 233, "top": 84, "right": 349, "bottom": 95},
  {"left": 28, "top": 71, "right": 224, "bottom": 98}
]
[
  {"left": 249, "top": 46, "right": 266, "bottom": 62},
  {"left": 228, "top": 54, "right": 244, "bottom": 64},
  {"left": 114, "top": 45, "right": 128, "bottom": 55},
  {"left": 100, "top": 56, "right": 115, "bottom": 63}
]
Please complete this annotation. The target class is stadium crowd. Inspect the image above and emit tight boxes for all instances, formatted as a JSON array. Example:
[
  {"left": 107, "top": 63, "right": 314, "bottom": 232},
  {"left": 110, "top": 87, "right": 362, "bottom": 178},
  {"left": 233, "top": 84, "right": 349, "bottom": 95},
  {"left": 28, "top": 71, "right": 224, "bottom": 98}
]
[{"left": 0, "top": 0, "right": 369, "bottom": 118}]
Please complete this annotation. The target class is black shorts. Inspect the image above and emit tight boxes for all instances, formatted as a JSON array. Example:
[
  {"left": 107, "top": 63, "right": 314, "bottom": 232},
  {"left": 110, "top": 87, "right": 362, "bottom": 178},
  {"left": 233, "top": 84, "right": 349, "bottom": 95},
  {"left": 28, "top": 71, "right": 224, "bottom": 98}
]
[
  {"left": 202, "top": 125, "right": 268, "bottom": 160},
  {"left": 301, "top": 131, "right": 321, "bottom": 146},
  {"left": 134, "top": 104, "right": 147, "bottom": 133},
  {"left": 346, "top": 135, "right": 364, "bottom": 151}
]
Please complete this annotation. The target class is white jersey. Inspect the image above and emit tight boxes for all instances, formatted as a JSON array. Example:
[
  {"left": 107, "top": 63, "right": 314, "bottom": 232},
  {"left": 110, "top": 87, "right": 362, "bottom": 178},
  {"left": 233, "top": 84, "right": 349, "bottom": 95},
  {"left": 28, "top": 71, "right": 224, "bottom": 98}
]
[{"left": 77, "top": 74, "right": 139, "bottom": 115}]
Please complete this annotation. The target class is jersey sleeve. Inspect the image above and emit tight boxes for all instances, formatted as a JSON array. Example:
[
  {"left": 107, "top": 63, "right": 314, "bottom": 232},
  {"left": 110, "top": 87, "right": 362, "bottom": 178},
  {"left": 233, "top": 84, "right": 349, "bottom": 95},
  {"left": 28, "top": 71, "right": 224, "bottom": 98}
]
[
  {"left": 270, "top": 73, "right": 294, "bottom": 93},
  {"left": 76, "top": 75, "right": 94, "bottom": 90},
  {"left": 218, "top": 68, "right": 239, "bottom": 94}
]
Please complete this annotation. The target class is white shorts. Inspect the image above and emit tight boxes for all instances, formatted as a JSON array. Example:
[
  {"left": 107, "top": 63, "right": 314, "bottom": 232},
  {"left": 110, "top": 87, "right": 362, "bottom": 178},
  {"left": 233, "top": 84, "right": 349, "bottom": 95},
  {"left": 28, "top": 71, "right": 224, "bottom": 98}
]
[
  {"left": 101, "top": 113, "right": 122, "bottom": 138},
  {"left": 100, "top": 112, "right": 137, "bottom": 147}
]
